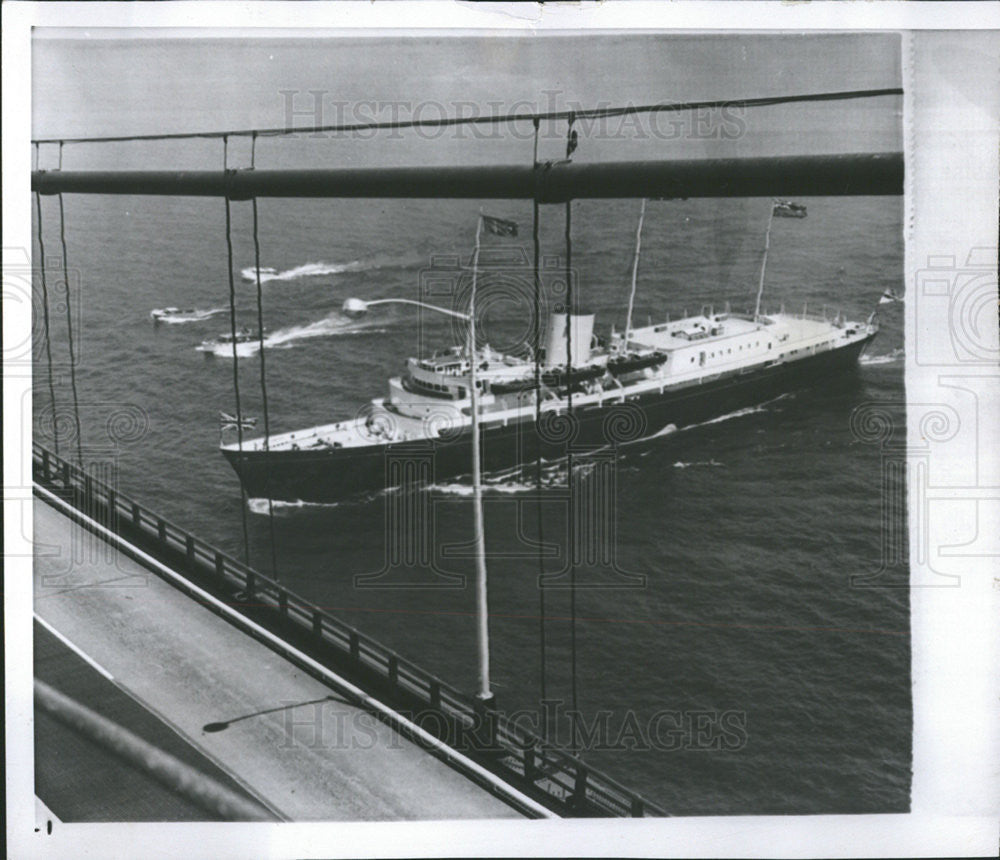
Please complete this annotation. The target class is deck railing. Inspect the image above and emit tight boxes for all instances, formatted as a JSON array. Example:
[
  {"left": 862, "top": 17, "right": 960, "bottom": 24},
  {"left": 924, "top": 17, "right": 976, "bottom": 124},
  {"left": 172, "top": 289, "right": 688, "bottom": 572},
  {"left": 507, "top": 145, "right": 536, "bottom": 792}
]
[{"left": 32, "top": 442, "right": 665, "bottom": 818}]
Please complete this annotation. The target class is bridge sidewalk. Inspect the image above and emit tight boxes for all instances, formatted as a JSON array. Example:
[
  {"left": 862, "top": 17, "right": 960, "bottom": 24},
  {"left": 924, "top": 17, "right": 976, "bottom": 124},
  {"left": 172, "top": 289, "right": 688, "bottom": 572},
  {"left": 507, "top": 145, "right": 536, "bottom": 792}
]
[{"left": 33, "top": 496, "right": 522, "bottom": 822}]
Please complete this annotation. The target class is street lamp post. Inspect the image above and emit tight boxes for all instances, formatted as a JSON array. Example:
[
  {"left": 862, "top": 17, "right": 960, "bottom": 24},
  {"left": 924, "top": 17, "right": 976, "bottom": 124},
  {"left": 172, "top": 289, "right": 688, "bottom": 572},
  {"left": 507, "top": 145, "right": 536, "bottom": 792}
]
[
  {"left": 466, "top": 214, "right": 493, "bottom": 706},
  {"left": 342, "top": 217, "right": 494, "bottom": 706}
]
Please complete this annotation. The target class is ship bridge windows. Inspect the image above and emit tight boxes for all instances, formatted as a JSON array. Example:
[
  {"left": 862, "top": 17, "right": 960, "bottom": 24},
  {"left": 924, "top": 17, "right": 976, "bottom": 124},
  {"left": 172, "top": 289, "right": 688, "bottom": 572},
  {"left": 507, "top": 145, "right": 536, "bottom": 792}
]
[{"left": 404, "top": 374, "right": 461, "bottom": 399}]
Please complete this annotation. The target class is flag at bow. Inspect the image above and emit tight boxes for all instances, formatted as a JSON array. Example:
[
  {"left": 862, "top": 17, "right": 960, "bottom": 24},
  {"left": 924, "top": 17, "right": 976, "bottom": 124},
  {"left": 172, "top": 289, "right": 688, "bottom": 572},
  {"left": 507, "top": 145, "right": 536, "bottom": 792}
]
[
  {"left": 481, "top": 214, "right": 519, "bottom": 237},
  {"left": 879, "top": 289, "right": 902, "bottom": 305},
  {"left": 219, "top": 411, "right": 257, "bottom": 432}
]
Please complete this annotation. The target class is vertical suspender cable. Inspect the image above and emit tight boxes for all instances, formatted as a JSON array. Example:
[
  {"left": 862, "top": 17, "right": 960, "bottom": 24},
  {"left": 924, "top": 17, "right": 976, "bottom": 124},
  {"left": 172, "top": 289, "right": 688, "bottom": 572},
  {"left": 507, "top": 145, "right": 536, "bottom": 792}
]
[
  {"left": 532, "top": 119, "right": 549, "bottom": 728},
  {"left": 564, "top": 115, "right": 579, "bottom": 755},
  {"left": 57, "top": 189, "right": 84, "bottom": 467},
  {"left": 251, "top": 195, "right": 279, "bottom": 580},
  {"left": 222, "top": 136, "right": 251, "bottom": 564},
  {"left": 35, "top": 188, "right": 61, "bottom": 456}
]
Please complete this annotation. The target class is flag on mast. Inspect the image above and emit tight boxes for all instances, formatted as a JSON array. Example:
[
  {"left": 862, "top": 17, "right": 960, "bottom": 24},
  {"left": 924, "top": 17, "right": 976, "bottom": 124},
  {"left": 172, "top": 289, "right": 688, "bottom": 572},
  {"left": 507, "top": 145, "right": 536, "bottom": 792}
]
[
  {"left": 219, "top": 411, "right": 257, "bottom": 432},
  {"left": 481, "top": 215, "right": 519, "bottom": 237},
  {"left": 566, "top": 128, "right": 579, "bottom": 158}
]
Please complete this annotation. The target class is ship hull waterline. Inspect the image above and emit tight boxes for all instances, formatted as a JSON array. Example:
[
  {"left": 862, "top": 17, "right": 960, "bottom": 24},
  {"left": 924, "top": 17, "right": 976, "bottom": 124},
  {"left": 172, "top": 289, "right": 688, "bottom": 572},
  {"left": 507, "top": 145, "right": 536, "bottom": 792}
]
[{"left": 221, "top": 335, "right": 875, "bottom": 503}]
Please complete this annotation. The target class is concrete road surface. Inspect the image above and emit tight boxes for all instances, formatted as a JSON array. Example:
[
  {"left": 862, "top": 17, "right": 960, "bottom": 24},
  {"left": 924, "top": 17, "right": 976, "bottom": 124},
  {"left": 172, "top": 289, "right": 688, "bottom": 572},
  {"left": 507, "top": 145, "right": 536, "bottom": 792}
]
[{"left": 33, "top": 497, "right": 523, "bottom": 821}]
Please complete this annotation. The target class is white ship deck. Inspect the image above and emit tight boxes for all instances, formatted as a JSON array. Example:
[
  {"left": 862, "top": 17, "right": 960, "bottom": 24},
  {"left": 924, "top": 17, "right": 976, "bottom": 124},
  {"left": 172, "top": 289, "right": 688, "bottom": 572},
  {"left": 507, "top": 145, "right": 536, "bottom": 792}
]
[{"left": 221, "top": 311, "right": 874, "bottom": 455}]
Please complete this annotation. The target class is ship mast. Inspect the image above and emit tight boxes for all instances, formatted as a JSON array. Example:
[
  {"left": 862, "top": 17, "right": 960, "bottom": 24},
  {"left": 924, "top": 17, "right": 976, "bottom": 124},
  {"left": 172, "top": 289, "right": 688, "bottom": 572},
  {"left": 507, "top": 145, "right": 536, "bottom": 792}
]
[
  {"left": 754, "top": 200, "right": 777, "bottom": 320},
  {"left": 623, "top": 198, "right": 647, "bottom": 348}
]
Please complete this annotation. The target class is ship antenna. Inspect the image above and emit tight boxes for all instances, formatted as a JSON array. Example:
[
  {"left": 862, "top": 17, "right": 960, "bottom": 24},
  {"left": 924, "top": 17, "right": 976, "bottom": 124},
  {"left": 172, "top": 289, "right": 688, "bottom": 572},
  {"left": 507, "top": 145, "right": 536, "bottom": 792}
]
[
  {"left": 624, "top": 197, "right": 647, "bottom": 348},
  {"left": 754, "top": 200, "right": 777, "bottom": 321}
]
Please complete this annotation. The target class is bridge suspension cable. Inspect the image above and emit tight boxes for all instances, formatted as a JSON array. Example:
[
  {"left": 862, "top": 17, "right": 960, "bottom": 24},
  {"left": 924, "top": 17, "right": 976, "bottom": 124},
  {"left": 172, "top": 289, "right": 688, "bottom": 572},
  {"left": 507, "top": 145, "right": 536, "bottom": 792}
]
[
  {"left": 251, "top": 195, "right": 280, "bottom": 580},
  {"left": 563, "top": 115, "right": 580, "bottom": 756},
  {"left": 222, "top": 137, "right": 252, "bottom": 565},
  {"left": 532, "top": 118, "right": 549, "bottom": 727},
  {"left": 56, "top": 193, "right": 84, "bottom": 466},
  {"left": 34, "top": 184, "right": 60, "bottom": 457},
  {"left": 31, "top": 87, "right": 902, "bottom": 146},
  {"left": 31, "top": 152, "right": 904, "bottom": 203}
]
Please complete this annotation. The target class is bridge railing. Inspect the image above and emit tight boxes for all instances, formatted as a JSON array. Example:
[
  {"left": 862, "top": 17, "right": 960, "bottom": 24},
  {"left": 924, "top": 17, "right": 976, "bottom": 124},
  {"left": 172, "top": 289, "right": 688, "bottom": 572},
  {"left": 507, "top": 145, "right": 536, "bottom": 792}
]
[{"left": 32, "top": 442, "right": 665, "bottom": 819}]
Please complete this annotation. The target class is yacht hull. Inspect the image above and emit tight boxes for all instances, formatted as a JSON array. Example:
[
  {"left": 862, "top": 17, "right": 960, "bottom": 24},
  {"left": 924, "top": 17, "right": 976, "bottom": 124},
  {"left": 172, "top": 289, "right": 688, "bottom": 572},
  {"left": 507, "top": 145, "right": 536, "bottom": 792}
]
[{"left": 221, "top": 334, "right": 875, "bottom": 502}]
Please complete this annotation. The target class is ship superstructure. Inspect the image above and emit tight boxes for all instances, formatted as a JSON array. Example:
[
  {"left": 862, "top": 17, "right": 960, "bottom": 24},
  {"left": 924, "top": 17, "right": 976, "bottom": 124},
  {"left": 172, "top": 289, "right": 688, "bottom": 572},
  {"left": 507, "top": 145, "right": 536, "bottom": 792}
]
[{"left": 221, "top": 307, "right": 877, "bottom": 501}]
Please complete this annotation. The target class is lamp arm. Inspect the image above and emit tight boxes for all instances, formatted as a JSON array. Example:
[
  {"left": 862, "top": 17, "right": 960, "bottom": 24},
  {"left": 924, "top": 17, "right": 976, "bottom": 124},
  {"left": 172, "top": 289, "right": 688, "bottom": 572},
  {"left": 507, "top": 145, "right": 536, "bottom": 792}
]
[{"left": 362, "top": 298, "right": 471, "bottom": 322}]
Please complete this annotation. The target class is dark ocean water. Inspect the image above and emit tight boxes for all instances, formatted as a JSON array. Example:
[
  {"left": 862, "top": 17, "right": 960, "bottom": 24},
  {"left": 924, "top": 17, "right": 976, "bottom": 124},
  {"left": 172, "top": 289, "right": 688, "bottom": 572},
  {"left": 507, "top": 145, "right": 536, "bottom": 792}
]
[{"left": 32, "top": 34, "right": 908, "bottom": 815}]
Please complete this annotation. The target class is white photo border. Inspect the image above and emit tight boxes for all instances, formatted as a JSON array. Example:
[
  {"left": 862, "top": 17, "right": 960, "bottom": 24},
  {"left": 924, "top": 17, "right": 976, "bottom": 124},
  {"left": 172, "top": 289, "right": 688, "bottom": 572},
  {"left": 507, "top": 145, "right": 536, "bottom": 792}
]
[{"left": 4, "top": 3, "right": 998, "bottom": 858}]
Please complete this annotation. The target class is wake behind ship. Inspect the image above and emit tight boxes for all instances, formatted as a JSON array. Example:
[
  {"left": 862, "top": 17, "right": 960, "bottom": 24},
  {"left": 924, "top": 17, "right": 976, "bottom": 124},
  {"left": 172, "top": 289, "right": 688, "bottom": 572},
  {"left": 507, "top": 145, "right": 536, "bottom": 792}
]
[{"left": 221, "top": 306, "right": 878, "bottom": 502}]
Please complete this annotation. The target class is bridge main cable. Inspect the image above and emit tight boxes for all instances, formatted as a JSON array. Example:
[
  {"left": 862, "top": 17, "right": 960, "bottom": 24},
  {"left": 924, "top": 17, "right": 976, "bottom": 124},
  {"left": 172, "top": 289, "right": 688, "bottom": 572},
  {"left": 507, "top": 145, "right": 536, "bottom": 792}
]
[
  {"left": 31, "top": 152, "right": 903, "bottom": 201},
  {"left": 31, "top": 87, "right": 902, "bottom": 146}
]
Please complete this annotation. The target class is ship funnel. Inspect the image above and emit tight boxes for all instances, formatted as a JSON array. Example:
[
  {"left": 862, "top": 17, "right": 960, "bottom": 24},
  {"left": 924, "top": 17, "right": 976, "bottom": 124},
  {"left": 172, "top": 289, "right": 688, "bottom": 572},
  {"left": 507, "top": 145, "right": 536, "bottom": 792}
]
[{"left": 544, "top": 311, "right": 595, "bottom": 368}]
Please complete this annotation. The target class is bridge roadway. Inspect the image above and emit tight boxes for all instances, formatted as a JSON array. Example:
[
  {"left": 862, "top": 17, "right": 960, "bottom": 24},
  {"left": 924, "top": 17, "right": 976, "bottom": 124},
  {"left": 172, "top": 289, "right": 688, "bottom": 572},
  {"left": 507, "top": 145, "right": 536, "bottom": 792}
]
[{"left": 32, "top": 495, "right": 525, "bottom": 821}]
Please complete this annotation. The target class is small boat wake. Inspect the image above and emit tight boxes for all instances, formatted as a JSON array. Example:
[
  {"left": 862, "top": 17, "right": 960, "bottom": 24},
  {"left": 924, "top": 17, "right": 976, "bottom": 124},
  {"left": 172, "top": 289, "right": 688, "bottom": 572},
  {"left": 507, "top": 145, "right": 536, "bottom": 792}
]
[
  {"left": 151, "top": 307, "right": 226, "bottom": 324},
  {"left": 860, "top": 347, "right": 904, "bottom": 366},
  {"left": 247, "top": 497, "right": 341, "bottom": 515},
  {"left": 672, "top": 459, "right": 726, "bottom": 469},
  {"left": 196, "top": 329, "right": 265, "bottom": 358},
  {"left": 240, "top": 254, "right": 419, "bottom": 284},
  {"left": 196, "top": 312, "right": 386, "bottom": 357}
]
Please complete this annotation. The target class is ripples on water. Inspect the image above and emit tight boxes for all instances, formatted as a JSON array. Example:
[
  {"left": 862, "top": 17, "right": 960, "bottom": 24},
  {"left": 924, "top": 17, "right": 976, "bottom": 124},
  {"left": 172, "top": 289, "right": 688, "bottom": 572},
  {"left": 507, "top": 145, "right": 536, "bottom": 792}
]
[
  {"left": 31, "top": 33, "right": 907, "bottom": 813},
  {"left": 33, "top": 192, "right": 908, "bottom": 815}
]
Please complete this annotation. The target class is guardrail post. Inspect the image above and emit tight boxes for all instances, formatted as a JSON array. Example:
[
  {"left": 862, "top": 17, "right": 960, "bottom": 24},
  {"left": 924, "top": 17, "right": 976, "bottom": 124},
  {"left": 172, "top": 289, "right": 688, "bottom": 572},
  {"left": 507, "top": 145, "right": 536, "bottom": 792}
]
[
  {"left": 471, "top": 696, "right": 501, "bottom": 757},
  {"left": 131, "top": 502, "right": 141, "bottom": 525},
  {"left": 106, "top": 489, "right": 118, "bottom": 530},
  {"left": 278, "top": 590, "right": 288, "bottom": 614},
  {"left": 246, "top": 572, "right": 255, "bottom": 601},
  {"left": 630, "top": 797, "right": 644, "bottom": 817},
  {"left": 573, "top": 765, "right": 588, "bottom": 813},
  {"left": 41, "top": 448, "right": 50, "bottom": 481},
  {"left": 312, "top": 611, "right": 322, "bottom": 638},
  {"left": 523, "top": 740, "right": 538, "bottom": 784},
  {"left": 157, "top": 520, "right": 166, "bottom": 543},
  {"left": 349, "top": 632, "right": 359, "bottom": 662},
  {"left": 388, "top": 656, "right": 398, "bottom": 686},
  {"left": 215, "top": 553, "right": 225, "bottom": 580},
  {"left": 62, "top": 462, "right": 70, "bottom": 487},
  {"left": 185, "top": 535, "right": 196, "bottom": 571},
  {"left": 430, "top": 681, "right": 441, "bottom": 709}
]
